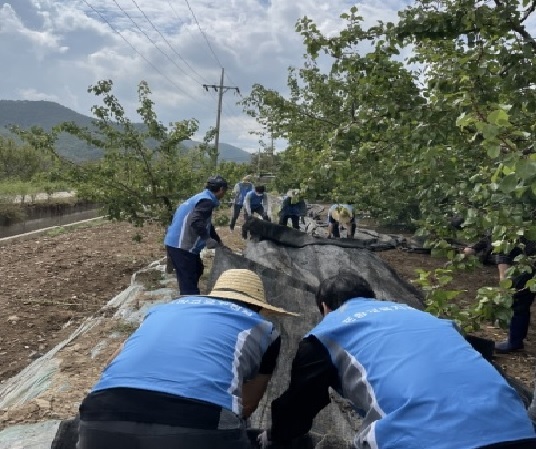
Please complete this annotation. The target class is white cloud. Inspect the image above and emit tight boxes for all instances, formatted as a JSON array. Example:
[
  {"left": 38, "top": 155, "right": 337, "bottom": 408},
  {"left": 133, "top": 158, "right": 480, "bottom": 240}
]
[{"left": 1, "top": 0, "right": 408, "bottom": 153}]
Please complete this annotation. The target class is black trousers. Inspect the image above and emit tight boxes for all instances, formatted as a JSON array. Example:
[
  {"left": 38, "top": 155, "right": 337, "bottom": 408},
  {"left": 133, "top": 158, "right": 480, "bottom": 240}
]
[
  {"left": 279, "top": 214, "right": 300, "bottom": 230},
  {"left": 229, "top": 204, "right": 244, "bottom": 230},
  {"left": 332, "top": 222, "right": 356, "bottom": 238},
  {"left": 77, "top": 420, "right": 253, "bottom": 449},
  {"left": 166, "top": 246, "right": 204, "bottom": 295},
  {"left": 245, "top": 205, "right": 264, "bottom": 219}
]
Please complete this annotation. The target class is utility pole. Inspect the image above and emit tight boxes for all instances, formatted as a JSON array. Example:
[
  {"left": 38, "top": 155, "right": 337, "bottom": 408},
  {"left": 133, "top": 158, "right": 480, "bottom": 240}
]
[{"left": 203, "top": 68, "right": 240, "bottom": 169}]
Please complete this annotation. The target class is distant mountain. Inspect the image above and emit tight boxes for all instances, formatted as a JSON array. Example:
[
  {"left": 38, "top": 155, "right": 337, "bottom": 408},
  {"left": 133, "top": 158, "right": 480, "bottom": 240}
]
[{"left": 0, "top": 100, "right": 252, "bottom": 163}]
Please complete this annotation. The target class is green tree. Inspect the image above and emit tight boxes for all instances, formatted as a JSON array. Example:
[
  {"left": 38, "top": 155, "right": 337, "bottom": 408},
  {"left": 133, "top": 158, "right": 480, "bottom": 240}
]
[
  {"left": 242, "top": 2, "right": 536, "bottom": 329},
  {"left": 13, "top": 80, "right": 216, "bottom": 226}
]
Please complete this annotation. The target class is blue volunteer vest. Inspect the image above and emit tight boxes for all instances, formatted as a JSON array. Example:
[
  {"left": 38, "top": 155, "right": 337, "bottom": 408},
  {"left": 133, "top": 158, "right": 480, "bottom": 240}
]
[
  {"left": 309, "top": 298, "right": 535, "bottom": 449},
  {"left": 328, "top": 204, "right": 353, "bottom": 223},
  {"left": 92, "top": 297, "right": 277, "bottom": 416},
  {"left": 235, "top": 182, "right": 253, "bottom": 205},
  {"left": 281, "top": 196, "right": 301, "bottom": 216},
  {"left": 246, "top": 191, "right": 264, "bottom": 208},
  {"left": 164, "top": 190, "right": 219, "bottom": 254}
]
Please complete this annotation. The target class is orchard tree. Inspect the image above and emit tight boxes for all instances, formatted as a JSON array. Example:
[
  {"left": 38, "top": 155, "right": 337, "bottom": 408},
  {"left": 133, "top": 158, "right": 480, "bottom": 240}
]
[
  {"left": 243, "top": 2, "right": 536, "bottom": 330},
  {"left": 15, "top": 80, "right": 215, "bottom": 227}
]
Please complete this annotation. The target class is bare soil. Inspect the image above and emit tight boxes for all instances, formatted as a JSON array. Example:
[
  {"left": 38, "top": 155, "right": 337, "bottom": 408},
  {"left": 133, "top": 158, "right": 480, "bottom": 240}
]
[{"left": 0, "top": 219, "right": 534, "bottom": 428}]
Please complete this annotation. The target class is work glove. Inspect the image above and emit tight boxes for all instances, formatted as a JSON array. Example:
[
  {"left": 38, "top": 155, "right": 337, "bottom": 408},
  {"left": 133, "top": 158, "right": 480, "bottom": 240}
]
[
  {"left": 205, "top": 238, "right": 220, "bottom": 249},
  {"left": 257, "top": 430, "right": 272, "bottom": 449}
]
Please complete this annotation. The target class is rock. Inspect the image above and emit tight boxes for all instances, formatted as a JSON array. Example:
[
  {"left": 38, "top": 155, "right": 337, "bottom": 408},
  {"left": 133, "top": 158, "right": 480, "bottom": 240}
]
[{"left": 7, "top": 315, "right": 19, "bottom": 324}]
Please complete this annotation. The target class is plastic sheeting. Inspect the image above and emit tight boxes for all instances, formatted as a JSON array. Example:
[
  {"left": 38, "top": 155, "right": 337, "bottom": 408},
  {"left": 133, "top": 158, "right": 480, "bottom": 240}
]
[{"left": 208, "top": 242, "right": 425, "bottom": 448}]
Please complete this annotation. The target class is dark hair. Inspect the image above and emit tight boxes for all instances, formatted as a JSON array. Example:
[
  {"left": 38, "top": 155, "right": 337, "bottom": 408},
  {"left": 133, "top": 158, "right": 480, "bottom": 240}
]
[
  {"left": 316, "top": 271, "right": 375, "bottom": 313},
  {"left": 255, "top": 185, "right": 265, "bottom": 194},
  {"left": 206, "top": 175, "right": 228, "bottom": 192}
]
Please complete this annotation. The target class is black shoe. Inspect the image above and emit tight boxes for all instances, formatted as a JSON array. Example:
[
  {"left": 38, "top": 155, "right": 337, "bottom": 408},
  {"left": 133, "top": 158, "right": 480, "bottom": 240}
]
[{"left": 495, "top": 339, "right": 524, "bottom": 353}]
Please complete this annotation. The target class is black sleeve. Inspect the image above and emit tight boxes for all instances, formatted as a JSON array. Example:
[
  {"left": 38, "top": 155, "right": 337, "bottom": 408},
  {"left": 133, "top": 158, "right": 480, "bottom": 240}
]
[
  {"left": 189, "top": 199, "right": 214, "bottom": 240},
  {"left": 258, "top": 335, "right": 281, "bottom": 375},
  {"left": 209, "top": 224, "right": 221, "bottom": 243},
  {"left": 270, "top": 336, "right": 339, "bottom": 444}
]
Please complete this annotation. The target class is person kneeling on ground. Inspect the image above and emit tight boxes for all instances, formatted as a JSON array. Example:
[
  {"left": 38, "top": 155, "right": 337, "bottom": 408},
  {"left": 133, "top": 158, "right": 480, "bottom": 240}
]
[
  {"left": 327, "top": 204, "right": 356, "bottom": 239},
  {"left": 77, "top": 269, "right": 297, "bottom": 449},
  {"left": 258, "top": 272, "right": 536, "bottom": 449}
]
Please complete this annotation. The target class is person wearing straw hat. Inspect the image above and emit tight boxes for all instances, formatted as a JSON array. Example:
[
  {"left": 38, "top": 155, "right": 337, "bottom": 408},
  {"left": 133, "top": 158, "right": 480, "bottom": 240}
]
[
  {"left": 279, "top": 189, "right": 306, "bottom": 230},
  {"left": 164, "top": 175, "right": 227, "bottom": 295},
  {"left": 77, "top": 269, "right": 297, "bottom": 449},
  {"left": 230, "top": 175, "right": 254, "bottom": 232},
  {"left": 258, "top": 272, "right": 536, "bottom": 449},
  {"left": 327, "top": 203, "right": 356, "bottom": 239}
]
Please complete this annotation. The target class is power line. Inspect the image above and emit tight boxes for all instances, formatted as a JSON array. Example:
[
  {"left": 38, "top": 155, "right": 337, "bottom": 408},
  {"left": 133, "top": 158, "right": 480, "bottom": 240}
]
[
  {"left": 183, "top": 0, "right": 224, "bottom": 68},
  {"left": 111, "top": 0, "right": 203, "bottom": 87},
  {"left": 81, "top": 0, "right": 194, "bottom": 100},
  {"left": 129, "top": 0, "right": 209, "bottom": 85}
]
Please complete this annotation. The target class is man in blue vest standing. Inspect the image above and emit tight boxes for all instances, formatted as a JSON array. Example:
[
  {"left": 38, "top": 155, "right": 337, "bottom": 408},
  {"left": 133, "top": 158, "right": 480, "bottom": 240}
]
[
  {"left": 258, "top": 272, "right": 536, "bottom": 449},
  {"left": 164, "top": 175, "right": 227, "bottom": 295},
  {"left": 77, "top": 268, "right": 298, "bottom": 449},
  {"left": 230, "top": 175, "right": 254, "bottom": 232}
]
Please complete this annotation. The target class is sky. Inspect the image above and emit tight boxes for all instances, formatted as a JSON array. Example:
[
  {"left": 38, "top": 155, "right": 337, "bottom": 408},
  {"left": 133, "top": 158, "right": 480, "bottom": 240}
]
[{"left": 0, "top": 0, "right": 405, "bottom": 153}]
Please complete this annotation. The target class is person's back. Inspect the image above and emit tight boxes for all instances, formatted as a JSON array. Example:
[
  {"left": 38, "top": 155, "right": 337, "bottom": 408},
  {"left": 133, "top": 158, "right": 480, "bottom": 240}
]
[
  {"left": 93, "top": 297, "right": 273, "bottom": 413},
  {"left": 261, "top": 272, "right": 536, "bottom": 449},
  {"left": 78, "top": 269, "right": 296, "bottom": 449},
  {"left": 310, "top": 298, "right": 535, "bottom": 448},
  {"left": 234, "top": 181, "right": 254, "bottom": 206}
]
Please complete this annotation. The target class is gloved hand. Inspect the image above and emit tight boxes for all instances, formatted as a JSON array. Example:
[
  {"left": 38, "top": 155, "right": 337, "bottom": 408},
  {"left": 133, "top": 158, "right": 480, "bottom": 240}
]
[
  {"left": 262, "top": 214, "right": 271, "bottom": 222},
  {"left": 205, "top": 238, "right": 220, "bottom": 249},
  {"left": 257, "top": 430, "right": 272, "bottom": 449}
]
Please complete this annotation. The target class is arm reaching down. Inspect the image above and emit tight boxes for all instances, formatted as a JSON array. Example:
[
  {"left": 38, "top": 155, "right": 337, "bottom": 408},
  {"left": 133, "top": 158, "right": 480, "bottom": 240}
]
[
  {"left": 242, "top": 374, "right": 272, "bottom": 418},
  {"left": 242, "top": 335, "right": 281, "bottom": 418}
]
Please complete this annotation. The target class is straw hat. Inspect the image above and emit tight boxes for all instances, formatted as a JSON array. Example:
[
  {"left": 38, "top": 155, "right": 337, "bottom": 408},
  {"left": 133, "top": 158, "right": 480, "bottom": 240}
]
[
  {"left": 206, "top": 269, "right": 299, "bottom": 316},
  {"left": 243, "top": 174, "right": 253, "bottom": 182},
  {"left": 332, "top": 205, "right": 352, "bottom": 226}
]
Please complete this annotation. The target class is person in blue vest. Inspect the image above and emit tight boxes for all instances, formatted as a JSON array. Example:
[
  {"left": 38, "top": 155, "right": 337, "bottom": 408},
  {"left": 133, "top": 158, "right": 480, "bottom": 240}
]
[
  {"left": 279, "top": 189, "right": 306, "bottom": 230},
  {"left": 327, "top": 204, "right": 356, "bottom": 238},
  {"left": 77, "top": 268, "right": 298, "bottom": 449},
  {"left": 230, "top": 175, "right": 254, "bottom": 232},
  {"left": 244, "top": 185, "right": 269, "bottom": 221},
  {"left": 164, "top": 175, "right": 227, "bottom": 295},
  {"left": 258, "top": 272, "right": 536, "bottom": 449}
]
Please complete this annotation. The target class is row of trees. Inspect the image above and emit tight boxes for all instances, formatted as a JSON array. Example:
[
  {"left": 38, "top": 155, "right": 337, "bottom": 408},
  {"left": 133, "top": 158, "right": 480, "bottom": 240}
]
[{"left": 240, "top": 0, "right": 536, "bottom": 329}]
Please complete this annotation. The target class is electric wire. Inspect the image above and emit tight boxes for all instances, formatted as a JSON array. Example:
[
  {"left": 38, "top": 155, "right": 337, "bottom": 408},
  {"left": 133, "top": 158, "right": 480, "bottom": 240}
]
[
  {"left": 183, "top": 0, "right": 224, "bottom": 68},
  {"left": 81, "top": 0, "right": 196, "bottom": 101},
  {"left": 82, "top": 0, "right": 263, "bottom": 152},
  {"left": 110, "top": 0, "right": 203, "bottom": 87},
  {"left": 129, "top": 0, "right": 210, "bottom": 85}
]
